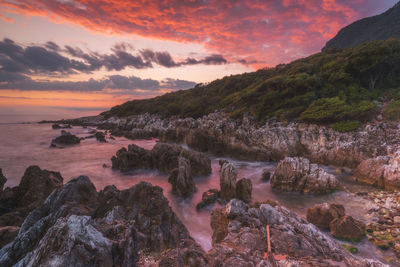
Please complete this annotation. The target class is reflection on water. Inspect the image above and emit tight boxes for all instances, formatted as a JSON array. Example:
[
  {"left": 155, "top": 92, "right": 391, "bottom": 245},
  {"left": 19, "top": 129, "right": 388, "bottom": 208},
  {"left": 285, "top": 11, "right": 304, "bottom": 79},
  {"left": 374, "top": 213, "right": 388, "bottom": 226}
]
[{"left": 0, "top": 123, "right": 396, "bottom": 264}]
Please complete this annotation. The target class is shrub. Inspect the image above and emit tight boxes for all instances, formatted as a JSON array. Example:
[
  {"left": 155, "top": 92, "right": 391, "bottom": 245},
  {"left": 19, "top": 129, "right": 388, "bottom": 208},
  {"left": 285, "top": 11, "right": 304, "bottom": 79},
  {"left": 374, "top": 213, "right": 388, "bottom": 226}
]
[
  {"left": 330, "top": 121, "right": 360, "bottom": 132},
  {"left": 383, "top": 100, "right": 400, "bottom": 120}
]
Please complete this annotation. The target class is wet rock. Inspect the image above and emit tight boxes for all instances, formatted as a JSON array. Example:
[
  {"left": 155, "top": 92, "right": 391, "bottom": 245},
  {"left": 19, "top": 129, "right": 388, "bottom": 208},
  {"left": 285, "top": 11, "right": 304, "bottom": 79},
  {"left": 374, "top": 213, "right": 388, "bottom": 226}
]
[
  {"left": 260, "top": 169, "right": 271, "bottom": 182},
  {"left": 52, "top": 123, "right": 71, "bottom": 129},
  {"left": 219, "top": 162, "right": 237, "bottom": 201},
  {"left": 196, "top": 189, "right": 219, "bottom": 210},
  {"left": 330, "top": 215, "right": 366, "bottom": 241},
  {"left": 271, "top": 157, "right": 339, "bottom": 194},
  {"left": 208, "top": 199, "right": 385, "bottom": 266},
  {"left": 168, "top": 157, "right": 196, "bottom": 197},
  {"left": 112, "top": 142, "right": 211, "bottom": 176},
  {"left": 0, "top": 168, "right": 6, "bottom": 192},
  {"left": 0, "top": 226, "right": 19, "bottom": 248},
  {"left": 0, "top": 176, "right": 208, "bottom": 266},
  {"left": 306, "top": 203, "right": 345, "bottom": 230},
  {"left": 235, "top": 178, "right": 252, "bottom": 203},
  {"left": 51, "top": 132, "right": 80, "bottom": 146},
  {"left": 95, "top": 131, "right": 107, "bottom": 142},
  {"left": 219, "top": 159, "right": 228, "bottom": 167}
]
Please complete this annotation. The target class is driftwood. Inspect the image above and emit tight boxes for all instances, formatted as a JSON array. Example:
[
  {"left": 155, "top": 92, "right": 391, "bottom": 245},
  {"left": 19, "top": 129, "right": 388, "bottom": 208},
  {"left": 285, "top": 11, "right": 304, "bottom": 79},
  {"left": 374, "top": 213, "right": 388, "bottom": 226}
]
[{"left": 264, "top": 225, "right": 287, "bottom": 265}]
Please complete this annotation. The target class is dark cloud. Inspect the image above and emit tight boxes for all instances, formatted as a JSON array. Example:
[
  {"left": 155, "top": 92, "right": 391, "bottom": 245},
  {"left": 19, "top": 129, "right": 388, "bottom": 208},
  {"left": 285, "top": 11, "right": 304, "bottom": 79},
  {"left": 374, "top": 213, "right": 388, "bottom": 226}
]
[{"left": 0, "top": 38, "right": 228, "bottom": 78}]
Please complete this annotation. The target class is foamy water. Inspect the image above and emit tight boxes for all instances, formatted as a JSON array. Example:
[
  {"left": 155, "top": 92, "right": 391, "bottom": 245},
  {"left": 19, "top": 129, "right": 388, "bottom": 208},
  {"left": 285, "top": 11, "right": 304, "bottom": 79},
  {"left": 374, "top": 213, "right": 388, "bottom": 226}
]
[{"left": 0, "top": 123, "right": 396, "bottom": 264}]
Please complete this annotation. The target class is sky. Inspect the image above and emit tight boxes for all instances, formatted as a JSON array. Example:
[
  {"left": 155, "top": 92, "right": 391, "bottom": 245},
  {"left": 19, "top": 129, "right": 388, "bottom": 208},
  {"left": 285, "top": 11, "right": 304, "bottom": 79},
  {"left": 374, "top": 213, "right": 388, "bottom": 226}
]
[{"left": 0, "top": 0, "right": 398, "bottom": 121}]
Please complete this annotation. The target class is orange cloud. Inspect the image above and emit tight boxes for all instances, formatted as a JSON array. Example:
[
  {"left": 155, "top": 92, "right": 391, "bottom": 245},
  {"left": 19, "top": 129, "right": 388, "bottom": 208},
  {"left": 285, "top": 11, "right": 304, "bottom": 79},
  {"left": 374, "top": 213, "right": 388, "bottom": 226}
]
[{"left": 1, "top": 0, "right": 395, "bottom": 68}]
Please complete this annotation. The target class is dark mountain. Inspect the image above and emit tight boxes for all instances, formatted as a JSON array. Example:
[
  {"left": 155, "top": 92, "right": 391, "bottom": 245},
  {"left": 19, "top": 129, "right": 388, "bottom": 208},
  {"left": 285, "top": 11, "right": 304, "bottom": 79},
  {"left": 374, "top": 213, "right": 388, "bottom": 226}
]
[{"left": 324, "top": 2, "right": 400, "bottom": 50}]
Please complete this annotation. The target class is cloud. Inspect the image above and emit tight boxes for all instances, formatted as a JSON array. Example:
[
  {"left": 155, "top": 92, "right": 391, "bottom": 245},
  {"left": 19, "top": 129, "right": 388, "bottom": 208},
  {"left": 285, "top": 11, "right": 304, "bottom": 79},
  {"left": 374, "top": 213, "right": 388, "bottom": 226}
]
[
  {"left": 1, "top": 0, "right": 396, "bottom": 68},
  {"left": 0, "top": 38, "right": 228, "bottom": 77},
  {"left": 0, "top": 72, "right": 196, "bottom": 93}
]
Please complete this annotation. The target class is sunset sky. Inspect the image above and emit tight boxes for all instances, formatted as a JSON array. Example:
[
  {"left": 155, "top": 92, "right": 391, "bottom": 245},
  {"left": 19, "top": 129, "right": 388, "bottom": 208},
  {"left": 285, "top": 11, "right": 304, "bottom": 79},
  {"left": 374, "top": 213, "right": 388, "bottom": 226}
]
[{"left": 0, "top": 0, "right": 398, "bottom": 121}]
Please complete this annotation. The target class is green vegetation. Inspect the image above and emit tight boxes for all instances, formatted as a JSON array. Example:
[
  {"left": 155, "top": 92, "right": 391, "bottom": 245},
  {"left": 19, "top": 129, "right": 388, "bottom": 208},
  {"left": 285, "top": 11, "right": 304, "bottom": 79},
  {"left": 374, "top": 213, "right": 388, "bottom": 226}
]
[
  {"left": 330, "top": 121, "right": 360, "bottom": 133},
  {"left": 103, "top": 39, "right": 400, "bottom": 129},
  {"left": 342, "top": 244, "right": 359, "bottom": 254},
  {"left": 383, "top": 100, "right": 400, "bottom": 120}
]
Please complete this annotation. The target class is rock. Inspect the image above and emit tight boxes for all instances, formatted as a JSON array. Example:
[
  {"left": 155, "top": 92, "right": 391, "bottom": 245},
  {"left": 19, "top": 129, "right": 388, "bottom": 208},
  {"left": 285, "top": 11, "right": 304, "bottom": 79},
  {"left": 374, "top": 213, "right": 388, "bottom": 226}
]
[
  {"left": 0, "top": 226, "right": 19, "bottom": 248},
  {"left": 196, "top": 189, "right": 219, "bottom": 209},
  {"left": 260, "top": 169, "right": 271, "bottom": 182},
  {"left": 0, "top": 176, "right": 208, "bottom": 266},
  {"left": 52, "top": 123, "right": 71, "bottom": 129},
  {"left": 394, "top": 216, "right": 400, "bottom": 224},
  {"left": 219, "top": 162, "right": 237, "bottom": 201},
  {"left": 235, "top": 178, "right": 252, "bottom": 203},
  {"left": 219, "top": 159, "right": 228, "bottom": 167},
  {"left": 0, "top": 168, "right": 6, "bottom": 192},
  {"left": 168, "top": 157, "right": 196, "bottom": 197},
  {"left": 95, "top": 131, "right": 107, "bottom": 142},
  {"left": 271, "top": 157, "right": 339, "bottom": 194},
  {"left": 306, "top": 203, "right": 345, "bottom": 230},
  {"left": 208, "top": 199, "right": 385, "bottom": 266},
  {"left": 330, "top": 215, "right": 366, "bottom": 241},
  {"left": 51, "top": 132, "right": 80, "bottom": 146},
  {"left": 112, "top": 142, "right": 211, "bottom": 176}
]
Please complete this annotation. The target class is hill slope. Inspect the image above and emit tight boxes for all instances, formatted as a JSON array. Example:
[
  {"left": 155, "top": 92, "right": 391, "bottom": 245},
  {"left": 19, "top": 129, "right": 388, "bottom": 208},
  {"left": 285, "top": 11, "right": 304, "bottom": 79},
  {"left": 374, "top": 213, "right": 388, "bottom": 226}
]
[
  {"left": 324, "top": 2, "right": 400, "bottom": 50},
  {"left": 103, "top": 39, "right": 400, "bottom": 129}
]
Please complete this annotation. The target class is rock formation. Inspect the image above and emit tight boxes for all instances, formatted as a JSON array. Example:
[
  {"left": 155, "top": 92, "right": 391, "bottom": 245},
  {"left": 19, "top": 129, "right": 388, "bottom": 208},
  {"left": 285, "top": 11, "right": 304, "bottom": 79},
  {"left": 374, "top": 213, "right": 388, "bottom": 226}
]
[
  {"left": 306, "top": 203, "right": 345, "bottom": 230},
  {"left": 168, "top": 156, "right": 196, "bottom": 196},
  {"left": 219, "top": 162, "right": 237, "bottom": 201},
  {"left": 196, "top": 189, "right": 220, "bottom": 209},
  {"left": 111, "top": 142, "right": 211, "bottom": 176},
  {"left": 51, "top": 132, "right": 80, "bottom": 146},
  {"left": 0, "top": 168, "right": 6, "bottom": 192},
  {"left": 271, "top": 157, "right": 339, "bottom": 194},
  {"left": 95, "top": 131, "right": 107, "bottom": 142},
  {"left": 235, "top": 178, "right": 252, "bottom": 203}
]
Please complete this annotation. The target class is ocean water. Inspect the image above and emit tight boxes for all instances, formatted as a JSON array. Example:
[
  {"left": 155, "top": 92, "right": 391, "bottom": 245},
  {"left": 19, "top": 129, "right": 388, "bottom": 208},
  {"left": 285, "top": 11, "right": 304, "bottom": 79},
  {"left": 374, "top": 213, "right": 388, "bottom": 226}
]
[{"left": 0, "top": 122, "right": 397, "bottom": 265}]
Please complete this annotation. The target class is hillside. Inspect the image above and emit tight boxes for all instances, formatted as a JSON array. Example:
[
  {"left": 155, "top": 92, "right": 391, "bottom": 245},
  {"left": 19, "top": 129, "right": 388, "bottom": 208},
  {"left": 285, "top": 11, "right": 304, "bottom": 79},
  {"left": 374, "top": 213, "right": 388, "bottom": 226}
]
[
  {"left": 103, "top": 39, "right": 400, "bottom": 130},
  {"left": 324, "top": 2, "right": 400, "bottom": 50}
]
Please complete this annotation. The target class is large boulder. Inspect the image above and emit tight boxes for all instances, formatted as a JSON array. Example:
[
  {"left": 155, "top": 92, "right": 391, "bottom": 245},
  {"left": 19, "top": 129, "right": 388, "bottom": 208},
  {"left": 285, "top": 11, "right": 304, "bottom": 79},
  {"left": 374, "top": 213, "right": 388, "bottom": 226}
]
[
  {"left": 0, "top": 168, "right": 6, "bottom": 192},
  {"left": 271, "top": 157, "right": 339, "bottom": 194},
  {"left": 95, "top": 131, "right": 107, "bottom": 142},
  {"left": 219, "top": 162, "right": 237, "bottom": 201},
  {"left": 0, "top": 176, "right": 208, "bottom": 266},
  {"left": 235, "top": 178, "right": 252, "bottom": 203},
  {"left": 51, "top": 132, "right": 80, "bottom": 146},
  {"left": 111, "top": 143, "right": 211, "bottom": 176},
  {"left": 330, "top": 215, "right": 366, "bottom": 241},
  {"left": 196, "top": 189, "right": 219, "bottom": 209},
  {"left": 168, "top": 157, "right": 196, "bottom": 197},
  {"left": 354, "top": 152, "right": 400, "bottom": 190},
  {"left": 306, "top": 203, "right": 345, "bottom": 230},
  {"left": 208, "top": 199, "right": 385, "bottom": 266}
]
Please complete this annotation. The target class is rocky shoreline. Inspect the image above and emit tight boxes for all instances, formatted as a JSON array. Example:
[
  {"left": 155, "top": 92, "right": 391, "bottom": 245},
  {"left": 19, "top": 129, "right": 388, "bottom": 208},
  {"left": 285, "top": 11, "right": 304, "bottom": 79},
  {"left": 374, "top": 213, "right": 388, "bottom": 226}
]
[{"left": 0, "top": 166, "right": 391, "bottom": 266}]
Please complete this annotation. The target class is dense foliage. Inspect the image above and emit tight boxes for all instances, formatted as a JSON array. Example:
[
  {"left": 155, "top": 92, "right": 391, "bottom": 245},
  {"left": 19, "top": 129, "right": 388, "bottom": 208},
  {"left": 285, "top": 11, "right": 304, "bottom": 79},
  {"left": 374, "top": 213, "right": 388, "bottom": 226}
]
[{"left": 103, "top": 39, "right": 400, "bottom": 128}]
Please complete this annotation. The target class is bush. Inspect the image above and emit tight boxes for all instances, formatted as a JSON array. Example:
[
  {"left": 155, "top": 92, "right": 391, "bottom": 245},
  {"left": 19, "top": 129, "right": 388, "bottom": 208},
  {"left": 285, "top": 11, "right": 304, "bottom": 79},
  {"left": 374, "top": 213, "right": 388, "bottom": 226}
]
[
  {"left": 330, "top": 121, "right": 360, "bottom": 132},
  {"left": 299, "top": 97, "right": 349, "bottom": 123},
  {"left": 383, "top": 100, "right": 400, "bottom": 120}
]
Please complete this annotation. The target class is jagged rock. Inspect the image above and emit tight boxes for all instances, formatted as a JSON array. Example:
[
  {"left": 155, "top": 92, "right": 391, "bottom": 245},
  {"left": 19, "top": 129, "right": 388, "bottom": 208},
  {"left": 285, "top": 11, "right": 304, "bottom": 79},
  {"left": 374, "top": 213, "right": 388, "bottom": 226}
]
[
  {"left": 354, "top": 152, "right": 400, "bottom": 190},
  {"left": 0, "top": 166, "right": 63, "bottom": 228},
  {"left": 306, "top": 203, "right": 345, "bottom": 230},
  {"left": 235, "top": 178, "right": 252, "bottom": 203},
  {"left": 330, "top": 215, "right": 366, "bottom": 241},
  {"left": 0, "top": 176, "right": 208, "bottom": 266},
  {"left": 0, "top": 226, "right": 19, "bottom": 248},
  {"left": 271, "top": 157, "right": 339, "bottom": 194},
  {"left": 260, "top": 169, "right": 271, "bottom": 182},
  {"left": 95, "top": 131, "right": 107, "bottom": 142},
  {"left": 168, "top": 157, "right": 196, "bottom": 197},
  {"left": 219, "top": 162, "right": 237, "bottom": 201},
  {"left": 208, "top": 199, "right": 387, "bottom": 266},
  {"left": 111, "top": 143, "right": 211, "bottom": 176},
  {"left": 218, "top": 159, "right": 228, "bottom": 167},
  {"left": 0, "top": 168, "right": 6, "bottom": 192},
  {"left": 51, "top": 132, "right": 80, "bottom": 146},
  {"left": 196, "top": 189, "right": 219, "bottom": 209},
  {"left": 52, "top": 123, "right": 71, "bottom": 129}
]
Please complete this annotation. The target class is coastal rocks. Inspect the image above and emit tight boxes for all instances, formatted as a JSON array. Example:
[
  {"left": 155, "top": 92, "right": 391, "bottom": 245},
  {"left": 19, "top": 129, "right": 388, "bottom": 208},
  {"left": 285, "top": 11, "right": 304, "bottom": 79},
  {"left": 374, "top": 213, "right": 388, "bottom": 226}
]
[
  {"left": 260, "top": 169, "right": 271, "bottom": 182},
  {"left": 196, "top": 189, "right": 219, "bottom": 209},
  {"left": 0, "top": 226, "right": 19, "bottom": 248},
  {"left": 111, "top": 142, "right": 211, "bottom": 176},
  {"left": 219, "top": 162, "right": 237, "bottom": 200},
  {"left": 168, "top": 156, "right": 196, "bottom": 196},
  {"left": 0, "top": 168, "right": 6, "bottom": 192},
  {"left": 52, "top": 123, "right": 71, "bottom": 129},
  {"left": 330, "top": 215, "right": 366, "bottom": 241},
  {"left": 51, "top": 131, "right": 80, "bottom": 146},
  {"left": 306, "top": 203, "right": 345, "bottom": 230},
  {"left": 354, "top": 152, "right": 400, "bottom": 190},
  {"left": 208, "top": 199, "right": 386, "bottom": 266},
  {"left": 271, "top": 157, "right": 339, "bottom": 194},
  {"left": 236, "top": 178, "right": 252, "bottom": 203},
  {"left": 95, "top": 131, "right": 107, "bottom": 142},
  {"left": 0, "top": 176, "right": 208, "bottom": 266}
]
